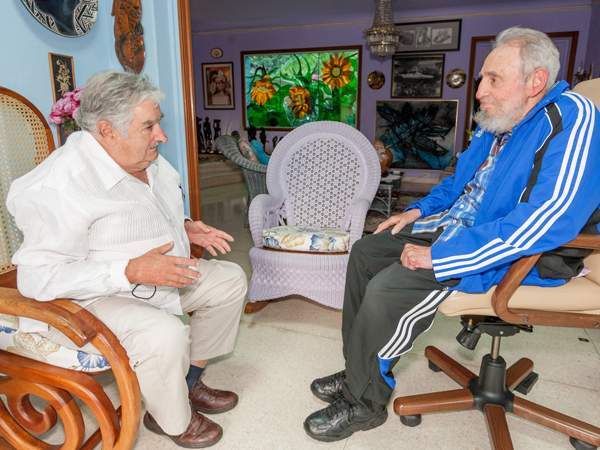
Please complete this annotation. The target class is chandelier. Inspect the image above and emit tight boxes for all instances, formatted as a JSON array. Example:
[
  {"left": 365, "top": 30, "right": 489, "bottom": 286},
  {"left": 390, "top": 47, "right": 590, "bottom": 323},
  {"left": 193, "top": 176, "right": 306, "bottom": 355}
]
[{"left": 364, "top": 0, "right": 400, "bottom": 58}]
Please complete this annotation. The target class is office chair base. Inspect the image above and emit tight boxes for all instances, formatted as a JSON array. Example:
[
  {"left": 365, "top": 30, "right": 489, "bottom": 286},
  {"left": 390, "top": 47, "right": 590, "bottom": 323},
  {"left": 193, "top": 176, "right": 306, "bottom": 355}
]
[
  {"left": 570, "top": 436, "right": 598, "bottom": 450},
  {"left": 399, "top": 414, "right": 422, "bottom": 427},
  {"left": 394, "top": 345, "right": 600, "bottom": 450}
]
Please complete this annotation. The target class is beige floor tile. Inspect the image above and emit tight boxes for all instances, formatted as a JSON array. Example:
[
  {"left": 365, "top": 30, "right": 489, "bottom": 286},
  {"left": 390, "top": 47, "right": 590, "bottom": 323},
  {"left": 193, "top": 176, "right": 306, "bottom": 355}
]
[
  {"left": 193, "top": 320, "right": 348, "bottom": 450},
  {"left": 240, "top": 296, "right": 344, "bottom": 341}
]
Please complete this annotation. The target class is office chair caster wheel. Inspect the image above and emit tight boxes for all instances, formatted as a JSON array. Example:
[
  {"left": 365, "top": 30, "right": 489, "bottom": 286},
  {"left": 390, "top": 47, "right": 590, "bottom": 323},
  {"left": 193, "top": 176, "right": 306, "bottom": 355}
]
[
  {"left": 428, "top": 360, "right": 442, "bottom": 372},
  {"left": 400, "top": 414, "right": 422, "bottom": 427},
  {"left": 570, "top": 437, "right": 597, "bottom": 450}
]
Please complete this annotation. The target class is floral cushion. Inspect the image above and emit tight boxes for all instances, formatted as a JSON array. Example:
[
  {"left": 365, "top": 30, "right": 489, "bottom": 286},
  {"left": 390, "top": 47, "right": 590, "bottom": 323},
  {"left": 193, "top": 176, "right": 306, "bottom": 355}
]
[
  {"left": 0, "top": 314, "right": 110, "bottom": 373},
  {"left": 263, "top": 226, "right": 350, "bottom": 253}
]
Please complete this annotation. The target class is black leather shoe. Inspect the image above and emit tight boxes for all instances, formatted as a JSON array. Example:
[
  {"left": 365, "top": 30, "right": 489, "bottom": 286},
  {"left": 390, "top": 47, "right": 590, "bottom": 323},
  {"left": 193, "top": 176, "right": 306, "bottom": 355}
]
[
  {"left": 310, "top": 370, "right": 346, "bottom": 403},
  {"left": 303, "top": 397, "right": 388, "bottom": 442}
]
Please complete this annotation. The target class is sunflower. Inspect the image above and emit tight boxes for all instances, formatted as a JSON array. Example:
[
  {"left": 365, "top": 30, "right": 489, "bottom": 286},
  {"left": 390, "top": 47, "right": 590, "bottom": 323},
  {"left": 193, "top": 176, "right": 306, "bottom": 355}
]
[
  {"left": 288, "top": 85, "right": 312, "bottom": 120},
  {"left": 250, "top": 75, "right": 277, "bottom": 106},
  {"left": 321, "top": 53, "right": 353, "bottom": 90}
]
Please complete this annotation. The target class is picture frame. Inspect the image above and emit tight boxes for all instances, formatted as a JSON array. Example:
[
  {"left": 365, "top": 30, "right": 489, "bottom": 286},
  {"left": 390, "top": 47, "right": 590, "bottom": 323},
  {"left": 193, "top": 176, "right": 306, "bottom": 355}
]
[
  {"left": 391, "top": 54, "right": 444, "bottom": 98},
  {"left": 241, "top": 46, "right": 361, "bottom": 131},
  {"left": 463, "top": 31, "right": 579, "bottom": 147},
  {"left": 202, "top": 62, "right": 235, "bottom": 110},
  {"left": 395, "top": 19, "right": 462, "bottom": 53},
  {"left": 48, "top": 53, "right": 75, "bottom": 103},
  {"left": 374, "top": 100, "right": 458, "bottom": 172}
]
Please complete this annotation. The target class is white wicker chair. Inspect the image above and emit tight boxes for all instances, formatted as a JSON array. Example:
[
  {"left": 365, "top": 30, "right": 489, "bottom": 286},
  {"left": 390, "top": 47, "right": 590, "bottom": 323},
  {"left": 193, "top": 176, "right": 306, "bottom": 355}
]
[{"left": 246, "top": 121, "right": 380, "bottom": 313}]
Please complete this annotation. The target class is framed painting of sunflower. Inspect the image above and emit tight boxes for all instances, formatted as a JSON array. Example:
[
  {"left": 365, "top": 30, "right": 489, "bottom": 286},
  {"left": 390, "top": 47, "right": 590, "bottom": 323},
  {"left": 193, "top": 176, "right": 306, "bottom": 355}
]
[{"left": 241, "top": 46, "right": 361, "bottom": 131}]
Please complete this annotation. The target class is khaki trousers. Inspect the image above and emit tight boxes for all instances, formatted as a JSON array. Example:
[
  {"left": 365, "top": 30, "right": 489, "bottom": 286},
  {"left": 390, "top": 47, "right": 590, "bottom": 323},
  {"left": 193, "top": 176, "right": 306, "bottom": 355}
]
[{"left": 40, "top": 258, "right": 247, "bottom": 435}]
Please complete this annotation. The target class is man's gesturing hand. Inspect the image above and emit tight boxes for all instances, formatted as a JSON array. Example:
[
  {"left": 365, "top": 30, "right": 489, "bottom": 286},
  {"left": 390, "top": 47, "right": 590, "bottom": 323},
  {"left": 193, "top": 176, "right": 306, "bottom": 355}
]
[
  {"left": 401, "top": 244, "right": 433, "bottom": 270},
  {"left": 185, "top": 220, "right": 234, "bottom": 257},
  {"left": 125, "top": 242, "right": 200, "bottom": 288},
  {"left": 374, "top": 208, "right": 422, "bottom": 235}
]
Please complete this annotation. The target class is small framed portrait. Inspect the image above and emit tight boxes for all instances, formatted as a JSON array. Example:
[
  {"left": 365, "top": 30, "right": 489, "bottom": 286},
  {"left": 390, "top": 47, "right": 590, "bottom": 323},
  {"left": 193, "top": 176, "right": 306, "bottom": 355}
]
[
  {"left": 202, "top": 62, "right": 235, "bottom": 110},
  {"left": 391, "top": 54, "right": 445, "bottom": 99},
  {"left": 48, "top": 53, "right": 75, "bottom": 102}
]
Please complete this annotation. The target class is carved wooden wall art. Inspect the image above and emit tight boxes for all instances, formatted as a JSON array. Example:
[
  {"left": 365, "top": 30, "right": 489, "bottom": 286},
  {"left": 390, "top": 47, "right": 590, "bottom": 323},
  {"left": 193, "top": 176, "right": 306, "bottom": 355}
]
[{"left": 112, "top": 0, "right": 145, "bottom": 73}]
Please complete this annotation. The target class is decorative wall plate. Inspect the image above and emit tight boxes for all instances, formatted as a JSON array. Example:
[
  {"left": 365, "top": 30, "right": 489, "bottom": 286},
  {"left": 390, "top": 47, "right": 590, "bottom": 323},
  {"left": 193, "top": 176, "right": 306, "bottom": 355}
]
[
  {"left": 211, "top": 48, "right": 223, "bottom": 59},
  {"left": 21, "top": 0, "right": 98, "bottom": 37},
  {"left": 367, "top": 71, "right": 385, "bottom": 90},
  {"left": 446, "top": 68, "right": 467, "bottom": 89}
]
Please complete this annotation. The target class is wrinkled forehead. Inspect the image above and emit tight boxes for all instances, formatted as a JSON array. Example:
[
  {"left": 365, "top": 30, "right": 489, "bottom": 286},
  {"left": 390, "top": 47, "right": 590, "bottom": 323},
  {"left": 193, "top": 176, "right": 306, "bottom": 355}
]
[{"left": 480, "top": 44, "right": 523, "bottom": 78}]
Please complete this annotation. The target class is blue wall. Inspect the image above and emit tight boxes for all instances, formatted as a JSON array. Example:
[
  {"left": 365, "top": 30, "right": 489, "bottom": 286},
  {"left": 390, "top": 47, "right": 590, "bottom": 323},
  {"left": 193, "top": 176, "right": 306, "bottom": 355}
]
[{"left": 0, "top": 0, "right": 190, "bottom": 213}]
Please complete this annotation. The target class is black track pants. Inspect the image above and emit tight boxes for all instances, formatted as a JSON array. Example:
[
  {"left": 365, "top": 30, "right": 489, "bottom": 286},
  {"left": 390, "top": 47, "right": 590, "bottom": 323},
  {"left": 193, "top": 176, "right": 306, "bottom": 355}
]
[{"left": 342, "top": 226, "right": 460, "bottom": 410}]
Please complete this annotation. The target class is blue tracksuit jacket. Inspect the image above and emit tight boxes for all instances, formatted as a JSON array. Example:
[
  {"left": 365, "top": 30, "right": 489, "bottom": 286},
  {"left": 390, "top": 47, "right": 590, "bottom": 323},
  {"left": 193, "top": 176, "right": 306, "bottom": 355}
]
[{"left": 407, "top": 81, "right": 600, "bottom": 293}]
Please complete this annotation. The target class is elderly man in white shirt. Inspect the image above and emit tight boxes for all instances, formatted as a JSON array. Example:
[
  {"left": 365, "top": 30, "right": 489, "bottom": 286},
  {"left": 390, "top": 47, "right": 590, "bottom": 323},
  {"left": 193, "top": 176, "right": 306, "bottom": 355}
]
[{"left": 7, "top": 70, "right": 247, "bottom": 448}]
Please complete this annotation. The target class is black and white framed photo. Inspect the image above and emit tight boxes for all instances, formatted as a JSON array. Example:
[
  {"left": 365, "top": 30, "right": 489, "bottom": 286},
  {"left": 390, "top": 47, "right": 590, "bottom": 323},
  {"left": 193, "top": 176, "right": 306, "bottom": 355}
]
[
  {"left": 391, "top": 54, "right": 444, "bottom": 98},
  {"left": 395, "top": 19, "right": 461, "bottom": 53},
  {"left": 202, "top": 62, "right": 235, "bottom": 110}
]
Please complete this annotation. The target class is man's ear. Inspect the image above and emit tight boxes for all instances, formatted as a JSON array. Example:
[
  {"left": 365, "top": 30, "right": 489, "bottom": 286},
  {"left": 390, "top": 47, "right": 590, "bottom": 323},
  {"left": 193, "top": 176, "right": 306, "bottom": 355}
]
[
  {"left": 528, "top": 68, "right": 549, "bottom": 98},
  {"left": 96, "top": 120, "right": 117, "bottom": 145}
]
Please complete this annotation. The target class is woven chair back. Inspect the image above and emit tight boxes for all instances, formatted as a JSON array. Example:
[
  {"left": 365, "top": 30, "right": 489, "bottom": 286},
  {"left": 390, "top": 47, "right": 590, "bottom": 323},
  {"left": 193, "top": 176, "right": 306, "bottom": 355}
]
[
  {"left": 266, "top": 121, "right": 379, "bottom": 229},
  {"left": 0, "top": 88, "right": 55, "bottom": 275}
]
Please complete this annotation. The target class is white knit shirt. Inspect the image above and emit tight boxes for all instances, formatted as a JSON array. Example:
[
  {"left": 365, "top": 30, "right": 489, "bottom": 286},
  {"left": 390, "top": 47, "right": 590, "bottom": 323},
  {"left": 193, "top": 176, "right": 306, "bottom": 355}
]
[{"left": 7, "top": 131, "right": 190, "bottom": 332}]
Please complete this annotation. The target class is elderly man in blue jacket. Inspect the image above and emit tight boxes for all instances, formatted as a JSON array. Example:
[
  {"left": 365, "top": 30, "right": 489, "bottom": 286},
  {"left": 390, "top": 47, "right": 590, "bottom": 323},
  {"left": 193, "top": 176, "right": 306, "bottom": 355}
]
[{"left": 304, "top": 26, "right": 600, "bottom": 442}]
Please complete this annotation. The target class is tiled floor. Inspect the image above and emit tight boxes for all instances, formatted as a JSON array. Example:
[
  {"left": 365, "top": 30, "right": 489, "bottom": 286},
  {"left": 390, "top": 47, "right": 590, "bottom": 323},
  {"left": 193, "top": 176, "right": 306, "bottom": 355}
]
[{"left": 39, "top": 183, "right": 600, "bottom": 449}]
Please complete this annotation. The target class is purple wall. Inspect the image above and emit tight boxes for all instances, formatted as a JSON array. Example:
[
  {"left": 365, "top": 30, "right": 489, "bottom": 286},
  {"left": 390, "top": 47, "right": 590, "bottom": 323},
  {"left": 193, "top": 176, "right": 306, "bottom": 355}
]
[
  {"left": 192, "top": 7, "right": 591, "bottom": 156},
  {"left": 585, "top": 2, "right": 600, "bottom": 78}
]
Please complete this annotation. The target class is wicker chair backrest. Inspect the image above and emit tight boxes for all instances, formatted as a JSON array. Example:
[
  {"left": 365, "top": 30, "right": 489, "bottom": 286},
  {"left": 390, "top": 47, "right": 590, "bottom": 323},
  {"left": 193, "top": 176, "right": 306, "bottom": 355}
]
[
  {"left": 266, "top": 121, "right": 379, "bottom": 229},
  {"left": 0, "top": 88, "right": 55, "bottom": 275}
]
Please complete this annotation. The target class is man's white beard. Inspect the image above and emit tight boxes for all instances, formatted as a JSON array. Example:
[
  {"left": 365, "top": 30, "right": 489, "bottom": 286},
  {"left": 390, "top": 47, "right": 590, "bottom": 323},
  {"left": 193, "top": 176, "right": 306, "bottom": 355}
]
[{"left": 473, "top": 93, "right": 529, "bottom": 134}]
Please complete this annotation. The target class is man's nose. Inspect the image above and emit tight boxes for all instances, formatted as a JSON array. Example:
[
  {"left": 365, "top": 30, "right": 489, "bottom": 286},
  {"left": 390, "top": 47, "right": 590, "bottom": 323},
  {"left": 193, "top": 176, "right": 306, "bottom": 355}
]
[{"left": 154, "top": 124, "right": 168, "bottom": 143}]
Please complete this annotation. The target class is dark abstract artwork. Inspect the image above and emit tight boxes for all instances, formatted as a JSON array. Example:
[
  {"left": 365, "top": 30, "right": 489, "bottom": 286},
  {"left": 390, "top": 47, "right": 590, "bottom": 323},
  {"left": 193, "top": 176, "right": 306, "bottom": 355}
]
[{"left": 375, "top": 100, "right": 458, "bottom": 171}]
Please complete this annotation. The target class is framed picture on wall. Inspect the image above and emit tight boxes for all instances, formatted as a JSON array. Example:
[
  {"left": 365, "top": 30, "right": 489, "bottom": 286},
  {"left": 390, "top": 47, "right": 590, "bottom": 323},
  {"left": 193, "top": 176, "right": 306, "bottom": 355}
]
[
  {"left": 391, "top": 54, "right": 444, "bottom": 98},
  {"left": 395, "top": 19, "right": 461, "bottom": 53},
  {"left": 375, "top": 100, "right": 458, "bottom": 171},
  {"left": 241, "top": 45, "right": 361, "bottom": 131},
  {"left": 202, "top": 62, "right": 235, "bottom": 110},
  {"left": 48, "top": 53, "right": 75, "bottom": 103}
]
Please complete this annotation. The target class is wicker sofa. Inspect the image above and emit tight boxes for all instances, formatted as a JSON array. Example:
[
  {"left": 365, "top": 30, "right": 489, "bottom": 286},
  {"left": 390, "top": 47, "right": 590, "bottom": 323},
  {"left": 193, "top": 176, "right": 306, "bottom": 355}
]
[{"left": 214, "top": 135, "right": 268, "bottom": 227}]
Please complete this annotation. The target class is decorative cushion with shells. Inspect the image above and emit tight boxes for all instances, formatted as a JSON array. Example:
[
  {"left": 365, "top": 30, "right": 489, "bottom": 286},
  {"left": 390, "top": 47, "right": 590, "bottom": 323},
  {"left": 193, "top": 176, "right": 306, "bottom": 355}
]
[
  {"left": 0, "top": 314, "right": 110, "bottom": 373},
  {"left": 262, "top": 226, "right": 350, "bottom": 253}
]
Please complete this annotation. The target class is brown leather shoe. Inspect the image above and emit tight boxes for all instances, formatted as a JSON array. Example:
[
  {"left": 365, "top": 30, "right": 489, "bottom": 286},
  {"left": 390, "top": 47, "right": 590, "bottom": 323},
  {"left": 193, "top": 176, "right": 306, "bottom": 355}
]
[
  {"left": 189, "top": 380, "right": 238, "bottom": 414},
  {"left": 143, "top": 409, "right": 222, "bottom": 448}
]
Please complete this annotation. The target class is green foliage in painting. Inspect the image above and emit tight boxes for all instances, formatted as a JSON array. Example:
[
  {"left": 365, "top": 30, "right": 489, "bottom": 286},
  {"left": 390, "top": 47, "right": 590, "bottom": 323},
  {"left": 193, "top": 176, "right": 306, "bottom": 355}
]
[{"left": 244, "top": 49, "right": 359, "bottom": 129}]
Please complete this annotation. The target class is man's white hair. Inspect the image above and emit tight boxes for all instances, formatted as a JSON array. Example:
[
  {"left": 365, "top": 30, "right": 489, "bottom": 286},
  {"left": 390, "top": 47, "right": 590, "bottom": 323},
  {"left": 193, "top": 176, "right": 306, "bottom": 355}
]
[
  {"left": 76, "top": 70, "right": 165, "bottom": 138},
  {"left": 494, "top": 27, "right": 560, "bottom": 91}
]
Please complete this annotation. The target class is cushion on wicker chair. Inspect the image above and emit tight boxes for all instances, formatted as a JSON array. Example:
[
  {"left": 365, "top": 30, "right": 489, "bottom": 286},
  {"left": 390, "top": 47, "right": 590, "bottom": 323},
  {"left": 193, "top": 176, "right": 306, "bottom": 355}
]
[
  {"left": 238, "top": 140, "right": 259, "bottom": 163},
  {"left": 263, "top": 226, "right": 350, "bottom": 253},
  {"left": 0, "top": 313, "right": 110, "bottom": 373}
]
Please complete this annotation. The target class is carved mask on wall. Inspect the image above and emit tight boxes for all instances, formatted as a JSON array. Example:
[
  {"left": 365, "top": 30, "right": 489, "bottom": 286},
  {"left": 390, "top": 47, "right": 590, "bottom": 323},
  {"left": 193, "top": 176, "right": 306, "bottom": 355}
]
[{"left": 112, "top": 0, "right": 145, "bottom": 73}]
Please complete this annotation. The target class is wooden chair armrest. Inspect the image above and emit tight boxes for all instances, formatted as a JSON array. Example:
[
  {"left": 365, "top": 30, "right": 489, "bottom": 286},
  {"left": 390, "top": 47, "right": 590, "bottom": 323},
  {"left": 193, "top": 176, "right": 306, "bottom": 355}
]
[
  {"left": 0, "top": 287, "right": 97, "bottom": 348},
  {"left": 491, "top": 233, "right": 600, "bottom": 329},
  {"left": 563, "top": 233, "right": 600, "bottom": 249},
  {"left": 0, "top": 287, "right": 141, "bottom": 449}
]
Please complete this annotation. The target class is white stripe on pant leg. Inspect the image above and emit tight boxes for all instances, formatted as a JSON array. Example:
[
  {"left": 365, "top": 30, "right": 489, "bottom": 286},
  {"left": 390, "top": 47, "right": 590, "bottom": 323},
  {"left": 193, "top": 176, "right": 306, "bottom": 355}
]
[{"left": 378, "top": 290, "right": 456, "bottom": 360}]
